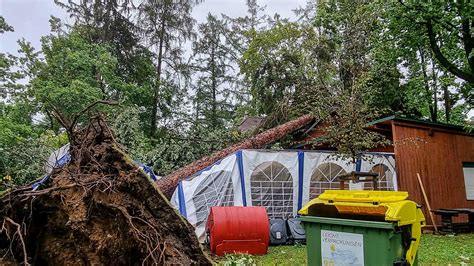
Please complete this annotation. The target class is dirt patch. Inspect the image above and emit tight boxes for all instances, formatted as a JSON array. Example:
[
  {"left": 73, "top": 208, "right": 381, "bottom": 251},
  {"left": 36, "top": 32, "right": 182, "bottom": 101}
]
[{"left": 0, "top": 116, "right": 212, "bottom": 265}]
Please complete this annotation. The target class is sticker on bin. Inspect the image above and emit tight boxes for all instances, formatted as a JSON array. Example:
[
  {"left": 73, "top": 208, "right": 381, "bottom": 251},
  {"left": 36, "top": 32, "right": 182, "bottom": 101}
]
[{"left": 321, "top": 230, "right": 364, "bottom": 266}]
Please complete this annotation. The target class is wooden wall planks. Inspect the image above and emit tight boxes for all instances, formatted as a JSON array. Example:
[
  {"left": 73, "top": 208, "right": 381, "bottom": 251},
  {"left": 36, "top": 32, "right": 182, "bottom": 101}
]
[{"left": 392, "top": 121, "right": 474, "bottom": 225}]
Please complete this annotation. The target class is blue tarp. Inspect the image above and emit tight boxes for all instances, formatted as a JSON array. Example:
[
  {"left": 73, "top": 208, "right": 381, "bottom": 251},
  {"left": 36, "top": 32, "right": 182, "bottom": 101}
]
[{"left": 32, "top": 152, "right": 157, "bottom": 191}]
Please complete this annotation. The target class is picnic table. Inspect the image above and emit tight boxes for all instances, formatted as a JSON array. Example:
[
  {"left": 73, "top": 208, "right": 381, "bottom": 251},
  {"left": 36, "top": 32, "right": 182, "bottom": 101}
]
[{"left": 431, "top": 208, "right": 474, "bottom": 234}]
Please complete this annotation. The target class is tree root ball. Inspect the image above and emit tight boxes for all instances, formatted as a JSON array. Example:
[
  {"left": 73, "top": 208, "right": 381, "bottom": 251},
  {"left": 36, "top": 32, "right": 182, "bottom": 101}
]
[{"left": 0, "top": 116, "right": 212, "bottom": 265}]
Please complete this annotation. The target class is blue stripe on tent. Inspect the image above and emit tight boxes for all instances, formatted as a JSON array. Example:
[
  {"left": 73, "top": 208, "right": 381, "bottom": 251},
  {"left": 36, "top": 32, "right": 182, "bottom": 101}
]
[
  {"left": 134, "top": 161, "right": 158, "bottom": 181},
  {"left": 55, "top": 153, "right": 71, "bottom": 167},
  {"left": 297, "top": 151, "right": 304, "bottom": 211},
  {"left": 177, "top": 181, "right": 187, "bottom": 218},
  {"left": 385, "top": 157, "right": 396, "bottom": 170},
  {"left": 356, "top": 156, "right": 362, "bottom": 172},
  {"left": 236, "top": 150, "right": 247, "bottom": 206}
]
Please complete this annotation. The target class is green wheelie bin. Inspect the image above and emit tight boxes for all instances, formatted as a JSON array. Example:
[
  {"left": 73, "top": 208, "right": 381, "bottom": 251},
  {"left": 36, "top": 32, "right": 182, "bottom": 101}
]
[{"left": 299, "top": 190, "right": 425, "bottom": 266}]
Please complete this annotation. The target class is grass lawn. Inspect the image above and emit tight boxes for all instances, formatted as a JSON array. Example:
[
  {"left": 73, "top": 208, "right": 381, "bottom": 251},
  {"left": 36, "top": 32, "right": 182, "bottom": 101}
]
[
  {"left": 218, "top": 233, "right": 474, "bottom": 265},
  {"left": 418, "top": 233, "right": 474, "bottom": 264}
]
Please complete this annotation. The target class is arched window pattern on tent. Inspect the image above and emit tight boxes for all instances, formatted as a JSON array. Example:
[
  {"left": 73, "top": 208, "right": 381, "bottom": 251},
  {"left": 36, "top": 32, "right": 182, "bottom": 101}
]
[
  {"left": 250, "top": 162, "right": 293, "bottom": 218},
  {"left": 364, "top": 164, "right": 395, "bottom": 191},
  {"left": 310, "top": 163, "right": 347, "bottom": 200},
  {"left": 192, "top": 171, "right": 234, "bottom": 227}
]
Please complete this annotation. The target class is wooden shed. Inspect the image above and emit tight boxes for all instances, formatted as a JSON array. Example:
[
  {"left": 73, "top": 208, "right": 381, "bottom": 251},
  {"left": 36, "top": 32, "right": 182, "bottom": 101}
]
[{"left": 376, "top": 116, "right": 473, "bottom": 224}]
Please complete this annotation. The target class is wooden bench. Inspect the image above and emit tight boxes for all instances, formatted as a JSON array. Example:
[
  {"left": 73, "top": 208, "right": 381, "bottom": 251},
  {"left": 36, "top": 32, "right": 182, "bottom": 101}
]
[{"left": 432, "top": 208, "right": 474, "bottom": 234}]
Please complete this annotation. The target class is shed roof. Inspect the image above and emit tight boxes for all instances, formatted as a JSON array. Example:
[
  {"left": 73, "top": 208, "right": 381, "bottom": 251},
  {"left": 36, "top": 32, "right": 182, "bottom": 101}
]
[
  {"left": 238, "top": 116, "right": 265, "bottom": 132},
  {"left": 370, "top": 115, "right": 471, "bottom": 133}
]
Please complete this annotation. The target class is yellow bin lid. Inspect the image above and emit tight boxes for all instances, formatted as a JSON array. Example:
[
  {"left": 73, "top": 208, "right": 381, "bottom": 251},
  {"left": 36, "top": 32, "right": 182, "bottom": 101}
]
[
  {"left": 299, "top": 190, "right": 424, "bottom": 226},
  {"left": 299, "top": 190, "right": 425, "bottom": 265},
  {"left": 317, "top": 190, "right": 409, "bottom": 203}
]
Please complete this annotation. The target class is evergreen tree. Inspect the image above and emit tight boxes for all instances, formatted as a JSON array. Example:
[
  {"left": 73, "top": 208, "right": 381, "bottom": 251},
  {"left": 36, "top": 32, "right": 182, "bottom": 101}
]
[
  {"left": 223, "top": 0, "right": 267, "bottom": 55},
  {"left": 138, "top": 0, "right": 199, "bottom": 136},
  {"left": 192, "top": 14, "right": 238, "bottom": 130}
]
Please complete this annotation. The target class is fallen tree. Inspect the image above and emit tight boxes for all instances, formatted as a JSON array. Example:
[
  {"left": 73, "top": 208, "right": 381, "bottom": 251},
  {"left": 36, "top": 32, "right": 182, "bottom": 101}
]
[
  {"left": 156, "top": 114, "right": 315, "bottom": 198},
  {"left": 0, "top": 115, "right": 212, "bottom": 265}
]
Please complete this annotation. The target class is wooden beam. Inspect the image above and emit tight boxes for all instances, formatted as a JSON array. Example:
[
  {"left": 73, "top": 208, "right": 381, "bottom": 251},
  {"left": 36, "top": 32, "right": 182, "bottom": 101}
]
[{"left": 417, "top": 172, "right": 438, "bottom": 233}]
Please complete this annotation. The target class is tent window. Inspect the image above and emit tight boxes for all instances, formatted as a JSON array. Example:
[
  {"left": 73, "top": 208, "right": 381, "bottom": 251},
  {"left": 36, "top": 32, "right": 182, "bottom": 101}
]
[
  {"left": 250, "top": 162, "right": 293, "bottom": 218},
  {"left": 364, "top": 164, "right": 395, "bottom": 191},
  {"left": 193, "top": 171, "right": 234, "bottom": 227},
  {"left": 463, "top": 162, "right": 474, "bottom": 200},
  {"left": 310, "top": 163, "right": 346, "bottom": 200}
]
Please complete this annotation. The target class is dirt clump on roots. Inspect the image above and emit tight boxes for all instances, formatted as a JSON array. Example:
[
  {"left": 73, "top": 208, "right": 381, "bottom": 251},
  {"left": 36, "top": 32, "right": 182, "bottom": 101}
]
[{"left": 0, "top": 116, "right": 212, "bottom": 265}]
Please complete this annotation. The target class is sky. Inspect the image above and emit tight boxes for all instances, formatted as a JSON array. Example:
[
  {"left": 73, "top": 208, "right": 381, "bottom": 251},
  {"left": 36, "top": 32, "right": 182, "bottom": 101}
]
[{"left": 0, "top": 0, "right": 306, "bottom": 56}]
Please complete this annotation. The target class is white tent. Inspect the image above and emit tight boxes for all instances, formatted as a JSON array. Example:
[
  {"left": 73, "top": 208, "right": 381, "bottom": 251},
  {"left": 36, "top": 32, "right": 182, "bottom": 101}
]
[
  {"left": 44, "top": 143, "right": 70, "bottom": 175},
  {"left": 170, "top": 149, "right": 397, "bottom": 241}
]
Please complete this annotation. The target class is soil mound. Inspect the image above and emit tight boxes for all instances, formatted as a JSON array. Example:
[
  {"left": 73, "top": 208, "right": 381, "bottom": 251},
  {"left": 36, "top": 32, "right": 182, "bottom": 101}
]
[{"left": 0, "top": 116, "right": 212, "bottom": 265}]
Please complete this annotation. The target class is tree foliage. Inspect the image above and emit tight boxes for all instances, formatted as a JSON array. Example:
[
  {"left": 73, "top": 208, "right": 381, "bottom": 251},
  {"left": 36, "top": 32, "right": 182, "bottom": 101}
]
[
  {"left": 32, "top": 31, "right": 116, "bottom": 122},
  {"left": 192, "top": 14, "right": 240, "bottom": 130},
  {"left": 138, "top": 0, "right": 199, "bottom": 136}
]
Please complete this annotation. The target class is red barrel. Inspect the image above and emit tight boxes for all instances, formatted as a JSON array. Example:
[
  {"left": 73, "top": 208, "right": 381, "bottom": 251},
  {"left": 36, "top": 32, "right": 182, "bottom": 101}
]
[{"left": 206, "top": 206, "right": 270, "bottom": 256}]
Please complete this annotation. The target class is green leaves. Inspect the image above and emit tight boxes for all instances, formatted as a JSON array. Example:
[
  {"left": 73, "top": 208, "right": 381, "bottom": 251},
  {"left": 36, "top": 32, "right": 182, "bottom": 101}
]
[
  {"left": 240, "top": 22, "right": 320, "bottom": 116},
  {"left": 0, "top": 16, "right": 13, "bottom": 33},
  {"left": 0, "top": 102, "right": 68, "bottom": 186},
  {"left": 30, "top": 30, "right": 127, "bottom": 125},
  {"left": 377, "top": 1, "right": 472, "bottom": 123},
  {"left": 2, "top": 0, "right": 474, "bottom": 187}
]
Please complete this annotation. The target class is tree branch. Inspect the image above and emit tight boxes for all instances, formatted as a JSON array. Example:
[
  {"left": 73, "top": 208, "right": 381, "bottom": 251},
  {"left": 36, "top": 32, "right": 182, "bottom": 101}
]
[
  {"left": 426, "top": 20, "right": 474, "bottom": 83},
  {"left": 70, "top": 100, "right": 118, "bottom": 131},
  {"left": 458, "top": 2, "right": 474, "bottom": 72}
]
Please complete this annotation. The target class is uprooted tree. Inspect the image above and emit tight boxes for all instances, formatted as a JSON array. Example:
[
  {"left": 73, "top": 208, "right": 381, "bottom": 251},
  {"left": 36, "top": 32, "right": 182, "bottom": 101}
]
[{"left": 0, "top": 111, "right": 212, "bottom": 265}]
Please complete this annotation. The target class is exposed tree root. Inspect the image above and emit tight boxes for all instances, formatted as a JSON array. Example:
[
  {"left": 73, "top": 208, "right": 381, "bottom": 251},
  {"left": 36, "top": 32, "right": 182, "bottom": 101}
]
[{"left": 0, "top": 115, "right": 212, "bottom": 265}]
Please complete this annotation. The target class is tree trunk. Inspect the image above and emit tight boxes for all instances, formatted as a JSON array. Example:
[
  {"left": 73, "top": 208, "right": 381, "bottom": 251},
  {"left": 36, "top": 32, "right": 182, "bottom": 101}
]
[
  {"left": 458, "top": 1, "right": 474, "bottom": 74},
  {"left": 419, "top": 48, "right": 437, "bottom": 122},
  {"left": 156, "top": 114, "right": 315, "bottom": 198},
  {"left": 210, "top": 41, "right": 217, "bottom": 130},
  {"left": 426, "top": 20, "right": 474, "bottom": 83},
  {"left": 195, "top": 94, "right": 199, "bottom": 125},
  {"left": 443, "top": 82, "right": 450, "bottom": 123},
  {"left": 430, "top": 60, "right": 438, "bottom": 122},
  {"left": 45, "top": 110, "right": 55, "bottom": 131},
  {"left": 151, "top": 15, "right": 166, "bottom": 137}
]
